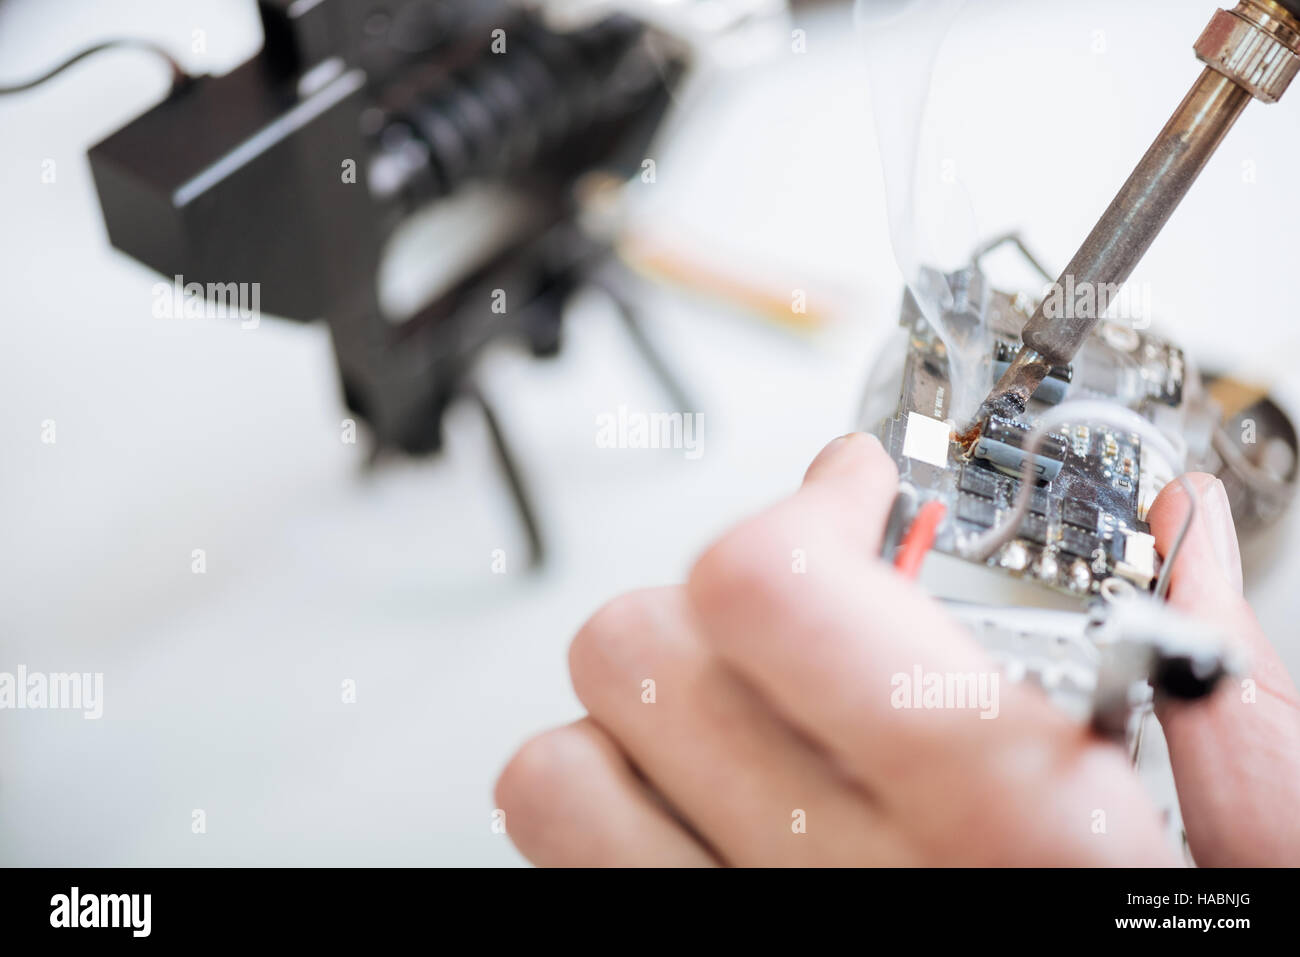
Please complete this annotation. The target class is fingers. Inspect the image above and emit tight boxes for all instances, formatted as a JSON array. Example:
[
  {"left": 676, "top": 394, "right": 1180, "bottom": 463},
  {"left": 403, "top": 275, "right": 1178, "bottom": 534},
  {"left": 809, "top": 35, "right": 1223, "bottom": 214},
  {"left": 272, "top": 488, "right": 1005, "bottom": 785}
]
[
  {"left": 1146, "top": 473, "right": 1243, "bottom": 609},
  {"left": 495, "top": 717, "right": 717, "bottom": 867},
  {"left": 802, "top": 431, "right": 892, "bottom": 488},
  {"left": 1146, "top": 473, "right": 1282, "bottom": 688},
  {"left": 567, "top": 586, "right": 913, "bottom": 866},
  {"left": 687, "top": 433, "right": 1168, "bottom": 862},
  {"left": 799, "top": 432, "right": 901, "bottom": 550},
  {"left": 1147, "top": 473, "right": 1300, "bottom": 865},
  {"left": 688, "top": 434, "right": 1048, "bottom": 797}
]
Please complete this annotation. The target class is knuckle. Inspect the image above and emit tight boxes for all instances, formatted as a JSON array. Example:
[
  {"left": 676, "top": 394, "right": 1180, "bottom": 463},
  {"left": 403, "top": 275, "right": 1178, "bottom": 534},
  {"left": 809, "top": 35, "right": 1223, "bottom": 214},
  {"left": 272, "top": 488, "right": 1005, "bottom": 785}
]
[
  {"left": 688, "top": 513, "right": 789, "bottom": 640},
  {"left": 568, "top": 589, "right": 660, "bottom": 694}
]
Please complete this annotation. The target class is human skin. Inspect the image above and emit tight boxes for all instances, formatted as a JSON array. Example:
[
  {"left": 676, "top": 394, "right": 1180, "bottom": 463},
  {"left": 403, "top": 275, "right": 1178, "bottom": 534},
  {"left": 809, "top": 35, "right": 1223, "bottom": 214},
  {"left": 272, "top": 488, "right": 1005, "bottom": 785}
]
[{"left": 495, "top": 433, "right": 1300, "bottom": 866}]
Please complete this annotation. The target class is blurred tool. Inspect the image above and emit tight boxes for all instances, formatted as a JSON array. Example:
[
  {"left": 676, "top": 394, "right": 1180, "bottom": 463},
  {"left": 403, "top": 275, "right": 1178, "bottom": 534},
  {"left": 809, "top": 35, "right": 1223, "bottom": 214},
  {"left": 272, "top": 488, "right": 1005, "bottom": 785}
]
[
  {"left": 1086, "top": 593, "right": 1243, "bottom": 740},
  {"left": 941, "top": 597, "right": 1241, "bottom": 742},
  {"left": 981, "top": 0, "right": 1300, "bottom": 423},
  {"left": 43, "top": 0, "right": 792, "bottom": 565},
  {"left": 618, "top": 235, "right": 833, "bottom": 332},
  {"left": 63, "top": 0, "right": 802, "bottom": 565}
]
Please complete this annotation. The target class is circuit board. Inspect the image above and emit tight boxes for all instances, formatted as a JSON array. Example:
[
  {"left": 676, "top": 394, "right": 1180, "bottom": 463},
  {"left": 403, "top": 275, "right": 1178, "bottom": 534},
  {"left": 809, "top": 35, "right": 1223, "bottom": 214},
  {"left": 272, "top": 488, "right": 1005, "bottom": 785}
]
[{"left": 873, "top": 267, "right": 1189, "bottom": 598}]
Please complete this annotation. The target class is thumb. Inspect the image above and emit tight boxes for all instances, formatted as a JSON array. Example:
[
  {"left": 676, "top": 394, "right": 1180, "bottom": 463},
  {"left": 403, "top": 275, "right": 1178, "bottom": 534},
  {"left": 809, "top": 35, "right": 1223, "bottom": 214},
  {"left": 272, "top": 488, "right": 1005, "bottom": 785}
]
[
  {"left": 1146, "top": 473, "right": 1244, "bottom": 619},
  {"left": 798, "top": 432, "right": 900, "bottom": 550},
  {"left": 1146, "top": 473, "right": 1300, "bottom": 866},
  {"left": 1146, "top": 471, "right": 1268, "bottom": 691}
]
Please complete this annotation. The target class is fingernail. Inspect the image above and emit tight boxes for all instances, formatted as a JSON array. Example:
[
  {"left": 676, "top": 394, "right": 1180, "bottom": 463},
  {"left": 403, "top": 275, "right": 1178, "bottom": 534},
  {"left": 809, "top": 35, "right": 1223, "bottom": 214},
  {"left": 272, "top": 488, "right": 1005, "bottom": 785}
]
[
  {"left": 821, "top": 433, "right": 864, "bottom": 459},
  {"left": 1203, "top": 479, "right": 1244, "bottom": 595},
  {"left": 803, "top": 433, "right": 869, "bottom": 485}
]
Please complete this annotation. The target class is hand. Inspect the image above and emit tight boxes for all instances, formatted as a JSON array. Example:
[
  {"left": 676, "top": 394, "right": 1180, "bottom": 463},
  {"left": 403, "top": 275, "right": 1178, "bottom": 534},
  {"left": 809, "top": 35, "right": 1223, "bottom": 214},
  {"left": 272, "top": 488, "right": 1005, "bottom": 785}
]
[
  {"left": 495, "top": 433, "right": 1300, "bottom": 865},
  {"left": 1146, "top": 473, "right": 1300, "bottom": 865}
]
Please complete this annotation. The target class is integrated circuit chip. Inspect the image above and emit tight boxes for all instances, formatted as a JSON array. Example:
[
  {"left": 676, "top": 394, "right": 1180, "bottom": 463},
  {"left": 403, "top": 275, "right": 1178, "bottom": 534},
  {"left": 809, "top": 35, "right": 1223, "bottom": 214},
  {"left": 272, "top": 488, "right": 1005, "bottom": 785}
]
[
  {"left": 1018, "top": 513, "right": 1050, "bottom": 546},
  {"left": 1062, "top": 500, "right": 1101, "bottom": 531},
  {"left": 1006, "top": 477, "right": 1051, "bottom": 516},
  {"left": 959, "top": 465, "right": 1000, "bottom": 499},
  {"left": 956, "top": 494, "right": 998, "bottom": 528},
  {"left": 1059, "top": 526, "right": 1101, "bottom": 559}
]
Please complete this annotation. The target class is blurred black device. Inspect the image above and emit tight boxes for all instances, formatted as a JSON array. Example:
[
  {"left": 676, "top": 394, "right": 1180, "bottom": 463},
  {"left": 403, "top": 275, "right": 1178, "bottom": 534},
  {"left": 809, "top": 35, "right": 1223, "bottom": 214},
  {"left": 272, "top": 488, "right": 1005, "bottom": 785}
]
[{"left": 87, "top": 0, "right": 688, "bottom": 558}]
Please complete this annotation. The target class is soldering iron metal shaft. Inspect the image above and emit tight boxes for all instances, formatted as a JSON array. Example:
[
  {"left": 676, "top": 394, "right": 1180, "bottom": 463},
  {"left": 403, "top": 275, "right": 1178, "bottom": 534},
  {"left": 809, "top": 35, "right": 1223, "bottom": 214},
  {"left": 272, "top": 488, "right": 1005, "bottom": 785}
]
[{"left": 981, "top": 0, "right": 1300, "bottom": 421}]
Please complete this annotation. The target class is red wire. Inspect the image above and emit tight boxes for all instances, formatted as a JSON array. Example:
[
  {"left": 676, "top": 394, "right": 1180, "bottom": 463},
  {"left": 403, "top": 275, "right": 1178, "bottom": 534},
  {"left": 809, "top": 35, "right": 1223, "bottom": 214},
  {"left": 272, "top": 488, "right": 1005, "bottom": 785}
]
[{"left": 893, "top": 500, "right": 947, "bottom": 579}]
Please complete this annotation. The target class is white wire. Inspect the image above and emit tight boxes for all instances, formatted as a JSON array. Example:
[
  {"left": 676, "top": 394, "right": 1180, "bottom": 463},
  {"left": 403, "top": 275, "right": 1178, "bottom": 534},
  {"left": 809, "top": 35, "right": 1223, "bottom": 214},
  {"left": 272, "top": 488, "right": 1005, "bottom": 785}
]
[
  {"left": 1153, "top": 474, "right": 1198, "bottom": 600},
  {"left": 962, "top": 399, "right": 1186, "bottom": 562}
]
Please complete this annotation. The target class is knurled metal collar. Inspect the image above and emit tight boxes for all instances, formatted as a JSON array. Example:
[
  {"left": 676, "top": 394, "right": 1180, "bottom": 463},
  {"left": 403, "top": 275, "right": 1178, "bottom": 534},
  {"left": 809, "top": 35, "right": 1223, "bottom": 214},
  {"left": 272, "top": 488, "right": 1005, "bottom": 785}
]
[{"left": 1196, "top": 1, "right": 1300, "bottom": 103}]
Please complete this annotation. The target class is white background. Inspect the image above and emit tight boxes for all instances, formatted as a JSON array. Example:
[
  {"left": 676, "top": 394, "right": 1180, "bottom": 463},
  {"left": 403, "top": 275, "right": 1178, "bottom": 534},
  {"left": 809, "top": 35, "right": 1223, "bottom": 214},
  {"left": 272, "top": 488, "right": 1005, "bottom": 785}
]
[{"left": 1, "top": 0, "right": 1298, "bottom": 865}]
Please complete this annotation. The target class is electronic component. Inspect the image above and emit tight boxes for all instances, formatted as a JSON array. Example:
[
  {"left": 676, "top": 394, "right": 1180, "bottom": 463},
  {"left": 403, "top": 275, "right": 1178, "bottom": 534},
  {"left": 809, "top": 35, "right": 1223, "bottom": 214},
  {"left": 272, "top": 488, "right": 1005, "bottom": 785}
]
[
  {"left": 971, "top": 415, "right": 1067, "bottom": 482},
  {"left": 1062, "top": 500, "right": 1101, "bottom": 532},
  {"left": 993, "top": 341, "right": 1071, "bottom": 404},
  {"left": 1115, "top": 531, "right": 1158, "bottom": 589},
  {"left": 1019, "top": 513, "right": 1050, "bottom": 546},
  {"left": 866, "top": 263, "right": 1175, "bottom": 599},
  {"left": 1059, "top": 526, "right": 1102, "bottom": 560},
  {"left": 901, "top": 411, "right": 953, "bottom": 469},
  {"left": 864, "top": 246, "right": 1298, "bottom": 605},
  {"left": 956, "top": 494, "right": 998, "bottom": 528},
  {"left": 1005, "top": 477, "right": 1050, "bottom": 516},
  {"left": 1068, "top": 559, "right": 1093, "bottom": 592},
  {"left": 958, "top": 465, "right": 999, "bottom": 499}
]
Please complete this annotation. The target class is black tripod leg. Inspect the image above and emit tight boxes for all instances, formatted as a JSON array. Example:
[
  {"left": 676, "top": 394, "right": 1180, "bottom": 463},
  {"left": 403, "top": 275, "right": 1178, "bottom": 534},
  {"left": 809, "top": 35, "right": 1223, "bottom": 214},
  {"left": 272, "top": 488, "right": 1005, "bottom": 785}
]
[
  {"left": 599, "top": 278, "right": 695, "bottom": 415},
  {"left": 460, "top": 382, "right": 545, "bottom": 570}
]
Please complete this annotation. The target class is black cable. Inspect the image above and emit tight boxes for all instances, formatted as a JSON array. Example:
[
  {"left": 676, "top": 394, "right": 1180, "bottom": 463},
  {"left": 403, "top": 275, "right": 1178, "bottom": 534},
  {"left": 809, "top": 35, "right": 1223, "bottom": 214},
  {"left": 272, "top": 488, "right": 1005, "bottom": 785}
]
[{"left": 0, "top": 38, "right": 189, "bottom": 96}]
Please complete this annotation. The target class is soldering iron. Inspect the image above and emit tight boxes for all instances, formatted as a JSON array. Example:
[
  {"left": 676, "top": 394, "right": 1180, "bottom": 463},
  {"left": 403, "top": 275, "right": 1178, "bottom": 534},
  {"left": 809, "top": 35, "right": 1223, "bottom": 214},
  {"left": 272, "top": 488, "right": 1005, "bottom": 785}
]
[{"left": 979, "top": 0, "right": 1300, "bottom": 424}]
